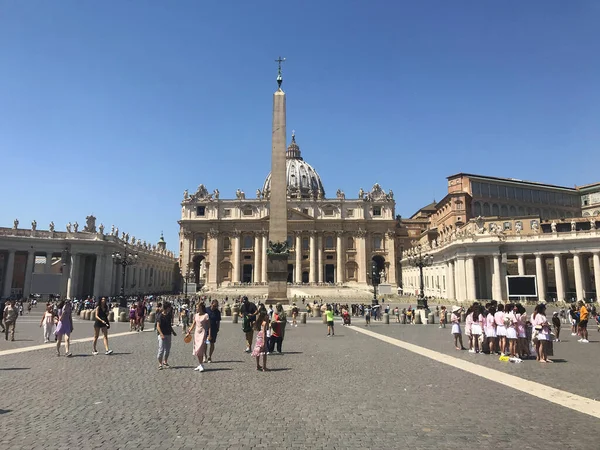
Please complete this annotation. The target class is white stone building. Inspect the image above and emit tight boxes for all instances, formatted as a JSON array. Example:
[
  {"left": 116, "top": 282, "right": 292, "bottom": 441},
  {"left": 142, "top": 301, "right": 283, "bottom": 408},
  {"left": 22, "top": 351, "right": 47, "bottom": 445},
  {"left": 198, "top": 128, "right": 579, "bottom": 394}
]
[
  {"left": 178, "top": 134, "right": 399, "bottom": 290},
  {"left": 0, "top": 216, "right": 176, "bottom": 300}
]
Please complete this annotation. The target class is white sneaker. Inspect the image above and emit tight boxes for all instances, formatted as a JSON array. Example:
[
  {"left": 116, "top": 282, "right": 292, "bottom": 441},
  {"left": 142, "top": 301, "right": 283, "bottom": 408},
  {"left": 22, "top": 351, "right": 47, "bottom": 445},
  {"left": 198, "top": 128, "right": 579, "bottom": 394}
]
[
  {"left": 468, "top": 349, "right": 475, "bottom": 353},
  {"left": 578, "top": 338, "right": 583, "bottom": 342},
  {"left": 581, "top": 339, "right": 589, "bottom": 343},
  {"left": 105, "top": 350, "right": 113, "bottom": 355},
  {"left": 92, "top": 351, "right": 99, "bottom": 355},
  {"left": 571, "top": 333, "right": 577, "bottom": 336},
  {"left": 198, "top": 364, "right": 205, "bottom": 372}
]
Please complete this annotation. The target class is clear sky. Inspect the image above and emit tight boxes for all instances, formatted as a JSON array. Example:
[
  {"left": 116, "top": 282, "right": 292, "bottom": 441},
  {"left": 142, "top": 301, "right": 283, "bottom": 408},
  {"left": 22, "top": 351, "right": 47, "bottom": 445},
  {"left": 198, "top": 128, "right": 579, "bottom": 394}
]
[{"left": 1, "top": 1, "right": 599, "bottom": 254}]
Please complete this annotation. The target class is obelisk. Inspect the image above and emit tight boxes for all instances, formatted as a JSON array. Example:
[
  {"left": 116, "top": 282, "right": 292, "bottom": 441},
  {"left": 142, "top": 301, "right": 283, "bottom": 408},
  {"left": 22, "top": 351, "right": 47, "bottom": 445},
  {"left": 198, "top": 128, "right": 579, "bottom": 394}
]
[{"left": 266, "top": 57, "right": 289, "bottom": 305}]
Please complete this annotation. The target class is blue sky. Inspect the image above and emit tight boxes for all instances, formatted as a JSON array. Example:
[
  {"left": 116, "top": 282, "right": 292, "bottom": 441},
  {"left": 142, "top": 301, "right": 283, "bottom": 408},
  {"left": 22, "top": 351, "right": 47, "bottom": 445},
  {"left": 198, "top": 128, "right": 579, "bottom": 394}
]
[{"left": 1, "top": 1, "right": 599, "bottom": 254}]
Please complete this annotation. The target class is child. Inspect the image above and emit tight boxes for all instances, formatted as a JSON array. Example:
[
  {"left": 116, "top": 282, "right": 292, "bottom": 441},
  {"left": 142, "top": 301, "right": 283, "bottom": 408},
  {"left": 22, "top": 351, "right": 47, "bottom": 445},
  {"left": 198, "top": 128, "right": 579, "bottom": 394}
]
[
  {"left": 439, "top": 306, "right": 447, "bottom": 329},
  {"left": 252, "top": 312, "right": 268, "bottom": 371},
  {"left": 552, "top": 311, "right": 561, "bottom": 342},
  {"left": 325, "top": 305, "right": 335, "bottom": 336},
  {"left": 451, "top": 306, "right": 465, "bottom": 350},
  {"left": 39, "top": 303, "right": 55, "bottom": 343}
]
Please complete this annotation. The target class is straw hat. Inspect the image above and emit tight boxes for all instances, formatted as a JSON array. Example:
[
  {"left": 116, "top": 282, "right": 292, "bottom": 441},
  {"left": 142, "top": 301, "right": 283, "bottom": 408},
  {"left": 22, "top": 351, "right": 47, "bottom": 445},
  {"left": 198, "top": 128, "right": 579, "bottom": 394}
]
[{"left": 452, "top": 306, "right": 461, "bottom": 313}]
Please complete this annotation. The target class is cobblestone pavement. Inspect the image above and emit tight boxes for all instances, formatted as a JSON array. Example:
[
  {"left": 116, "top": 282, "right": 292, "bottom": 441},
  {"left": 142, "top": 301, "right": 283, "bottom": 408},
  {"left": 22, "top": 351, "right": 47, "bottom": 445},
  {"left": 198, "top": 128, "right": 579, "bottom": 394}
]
[{"left": 0, "top": 310, "right": 599, "bottom": 449}]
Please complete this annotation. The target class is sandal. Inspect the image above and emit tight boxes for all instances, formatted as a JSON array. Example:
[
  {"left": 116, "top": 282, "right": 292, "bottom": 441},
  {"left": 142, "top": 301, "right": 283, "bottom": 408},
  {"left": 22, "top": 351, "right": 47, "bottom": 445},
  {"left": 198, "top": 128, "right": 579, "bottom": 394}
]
[{"left": 256, "top": 365, "right": 262, "bottom": 371}]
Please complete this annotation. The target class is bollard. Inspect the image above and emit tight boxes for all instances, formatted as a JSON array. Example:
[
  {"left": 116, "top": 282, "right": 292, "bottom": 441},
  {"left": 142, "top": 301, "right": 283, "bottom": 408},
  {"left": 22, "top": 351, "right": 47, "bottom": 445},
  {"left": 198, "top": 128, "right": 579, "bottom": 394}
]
[
  {"left": 119, "top": 312, "right": 128, "bottom": 323},
  {"left": 225, "top": 305, "right": 232, "bottom": 317},
  {"left": 322, "top": 314, "right": 327, "bottom": 324},
  {"left": 401, "top": 313, "right": 406, "bottom": 324},
  {"left": 460, "top": 311, "right": 466, "bottom": 323},
  {"left": 300, "top": 312, "right": 307, "bottom": 324},
  {"left": 80, "top": 311, "right": 86, "bottom": 320},
  {"left": 85, "top": 310, "right": 91, "bottom": 320},
  {"left": 313, "top": 307, "right": 321, "bottom": 318},
  {"left": 383, "top": 313, "right": 389, "bottom": 324},
  {"left": 232, "top": 312, "right": 239, "bottom": 324},
  {"left": 414, "top": 311, "right": 422, "bottom": 324},
  {"left": 428, "top": 312, "right": 435, "bottom": 324},
  {"left": 148, "top": 311, "right": 156, "bottom": 323},
  {"left": 108, "top": 311, "right": 115, "bottom": 323}
]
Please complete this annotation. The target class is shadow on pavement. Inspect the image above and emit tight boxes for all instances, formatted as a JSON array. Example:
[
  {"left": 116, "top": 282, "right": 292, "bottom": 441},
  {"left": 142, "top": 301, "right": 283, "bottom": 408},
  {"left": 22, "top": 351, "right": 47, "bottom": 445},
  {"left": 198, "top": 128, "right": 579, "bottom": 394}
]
[
  {"left": 212, "top": 360, "right": 244, "bottom": 363},
  {"left": 204, "top": 367, "right": 232, "bottom": 372},
  {"left": 0, "top": 409, "right": 12, "bottom": 414},
  {"left": 0, "top": 367, "right": 30, "bottom": 371},
  {"left": 278, "top": 351, "right": 302, "bottom": 355}
]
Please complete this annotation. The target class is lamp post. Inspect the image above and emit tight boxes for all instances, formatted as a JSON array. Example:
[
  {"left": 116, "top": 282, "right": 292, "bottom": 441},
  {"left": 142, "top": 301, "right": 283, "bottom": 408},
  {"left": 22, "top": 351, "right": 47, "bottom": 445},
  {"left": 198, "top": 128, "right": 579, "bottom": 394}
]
[
  {"left": 408, "top": 245, "right": 433, "bottom": 310},
  {"left": 182, "top": 266, "right": 194, "bottom": 301},
  {"left": 112, "top": 243, "right": 138, "bottom": 308}
]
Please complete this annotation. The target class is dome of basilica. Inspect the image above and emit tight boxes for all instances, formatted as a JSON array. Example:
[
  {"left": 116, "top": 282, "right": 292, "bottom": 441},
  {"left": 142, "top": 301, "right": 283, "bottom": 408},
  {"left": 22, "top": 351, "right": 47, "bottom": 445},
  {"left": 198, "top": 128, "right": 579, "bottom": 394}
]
[{"left": 262, "top": 133, "right": 325, "bottom": 199}]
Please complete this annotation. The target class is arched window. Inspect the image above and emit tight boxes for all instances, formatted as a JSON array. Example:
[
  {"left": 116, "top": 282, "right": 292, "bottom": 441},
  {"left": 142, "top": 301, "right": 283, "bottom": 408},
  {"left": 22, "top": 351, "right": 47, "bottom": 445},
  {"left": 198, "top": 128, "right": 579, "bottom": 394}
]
[
  {"left": 473, "top": 202, "right": 482, "bottom": 217},
  {"left": 195, "top": 236, "right": 205, "bottom": 250},
  {"left": 500, "top": 205, "right": 508, "bottom": 217},
  {"left": 483, "top": 203, "right": 491, "bottom": 216},
  {"left": 287, "top": 235, "right": 293, "bottom": 248},
  {"left": 223, "top": 237, "right": 231, "bottom": 251},
  {"left": 509, "top": 205, "right": 517, "bottom": 216},
  {"left": 302, "top": 238, "right": 309, "bottom": 250},
  {"left": 373, "top": 236, "right": 382, "bottom": 250},
  {"left": 243, "top": 235, "right": 253, "bottom": 249},
  {"left": 492, "top": 204, "right": 500, "bottom": 216}
]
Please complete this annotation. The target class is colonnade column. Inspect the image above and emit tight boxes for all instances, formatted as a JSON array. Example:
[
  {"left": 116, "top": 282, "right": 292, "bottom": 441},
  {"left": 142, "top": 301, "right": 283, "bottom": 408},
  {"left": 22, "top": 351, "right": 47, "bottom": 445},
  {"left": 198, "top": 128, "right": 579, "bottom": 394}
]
[
  {"left": 309, "top": 231, "right": 316, "bottom": 283},
  {"left": 465, "top": 256, "right": 477, "bottom": 301},
  {"left": 2, "top": 250, "right": 16, "bottom": 298},
  {"left": 455, "top": 257, "right": 466, "bottom": 302},
  {"left": 517, "top": 255, "right": 526, "bottom": 275},
  {"left": 317, "top": 234, "right": 323, "bottom": 283},
  {"left": 336, "top": 231, "right": 344, "bottom": 284},
  {"left": 67, "top": 253, "right": 80, "bottom": 299},
  {"left": 232, "top": 231, "right": 241, "bottom": 283},
  {"left": 593, "top": 253, "right": 600, "bottom": 303},
  {"left": 253, "top": 234, "right": 261, "bottom": 283},
  {"left": 93, "top": 254, "right": 104, "bottom": 298},
  {"left": 492, "top": 254, "right": 503, "bottom": 302},
  {"left": 22, "top": 250, "right": 35, "bottom": 299},
  {"left": 535, "top": 255, "right": 546, "bottom": 302},
  {"left": 261, "top": 233, "right": 268, "bottom": 283},
  {"left": 46, "top": 253, "right": 54, "bottom": 273},
  {"left": 573, "top": 253, "right": 585, "bottom": 301},
  {"left": 554, "top": 254, "right": 565, "bottom": 302},
  {"left": 446, "top": 261, "right": 455, "bottom": 301},
  {"left": 294, "top": 233, "right": 302, "bottom": 283}
]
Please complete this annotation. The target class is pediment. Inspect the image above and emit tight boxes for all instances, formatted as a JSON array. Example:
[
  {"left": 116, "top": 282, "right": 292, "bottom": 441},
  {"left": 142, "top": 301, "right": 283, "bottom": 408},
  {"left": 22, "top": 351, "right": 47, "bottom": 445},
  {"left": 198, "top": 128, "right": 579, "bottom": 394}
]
[{"left": 288, "top": 208, "right": 314, "bottom": 220}]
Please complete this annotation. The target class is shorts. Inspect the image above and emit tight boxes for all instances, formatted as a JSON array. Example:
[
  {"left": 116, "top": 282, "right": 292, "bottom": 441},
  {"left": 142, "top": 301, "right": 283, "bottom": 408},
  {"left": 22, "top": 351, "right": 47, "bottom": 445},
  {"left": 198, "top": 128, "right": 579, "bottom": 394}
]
[
  {"left": 327, "top": 321, "right": 334, "bottom": 326},
  {"left": 579, "top": 320, "right": 588, "bottom": 329}
]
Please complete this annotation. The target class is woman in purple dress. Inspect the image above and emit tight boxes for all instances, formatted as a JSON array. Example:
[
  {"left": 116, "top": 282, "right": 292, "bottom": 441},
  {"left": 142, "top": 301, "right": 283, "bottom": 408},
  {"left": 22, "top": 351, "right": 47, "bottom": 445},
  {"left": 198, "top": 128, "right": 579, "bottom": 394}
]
[
  {"left": 186, "top": 303, "right": 209, "bottom": 372},
  {"left": 55, "top": 300, "right": 74, "bottom": 357}
]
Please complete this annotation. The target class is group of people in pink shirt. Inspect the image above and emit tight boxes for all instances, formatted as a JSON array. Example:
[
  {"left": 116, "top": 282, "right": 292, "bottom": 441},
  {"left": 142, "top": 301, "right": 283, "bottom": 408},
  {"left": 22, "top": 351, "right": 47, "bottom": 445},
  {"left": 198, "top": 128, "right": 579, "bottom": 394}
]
[{"left": 451, "top": 301, "right": 553, "bottom": 363}]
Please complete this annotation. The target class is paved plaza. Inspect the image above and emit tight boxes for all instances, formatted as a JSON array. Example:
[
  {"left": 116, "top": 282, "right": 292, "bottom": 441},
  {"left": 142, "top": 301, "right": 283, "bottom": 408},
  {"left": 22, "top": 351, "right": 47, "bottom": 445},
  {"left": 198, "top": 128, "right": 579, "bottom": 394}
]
[{"left": 1, "top": 306, "right": 600, "bottom": 450}]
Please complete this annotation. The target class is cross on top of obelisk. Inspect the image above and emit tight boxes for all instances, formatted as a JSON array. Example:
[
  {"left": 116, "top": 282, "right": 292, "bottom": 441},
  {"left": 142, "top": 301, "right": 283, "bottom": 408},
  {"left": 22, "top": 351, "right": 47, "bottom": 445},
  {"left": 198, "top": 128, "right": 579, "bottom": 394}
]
[{"left": 275, "top": 56, "right": 285, "bottom": 88}]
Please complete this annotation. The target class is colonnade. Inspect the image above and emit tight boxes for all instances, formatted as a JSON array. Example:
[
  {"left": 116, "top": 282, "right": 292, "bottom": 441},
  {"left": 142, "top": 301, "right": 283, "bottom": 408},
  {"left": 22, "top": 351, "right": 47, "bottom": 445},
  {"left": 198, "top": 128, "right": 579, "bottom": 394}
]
[{"left": 403, "top": 250, "right": 600, "bottom": 303}]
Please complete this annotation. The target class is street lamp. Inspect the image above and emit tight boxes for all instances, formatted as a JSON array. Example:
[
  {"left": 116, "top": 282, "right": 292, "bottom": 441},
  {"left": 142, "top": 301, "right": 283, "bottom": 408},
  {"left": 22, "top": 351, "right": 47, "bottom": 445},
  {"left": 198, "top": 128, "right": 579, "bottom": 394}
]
[
  {"left": 112, "top": 243, "right": 138, "bottom": 308},
  {"left": 407, "top": 245, "right": 433, "bottom": 310},
  {"left": 182, "top": 265, "right": 194, "bottom": 301}
]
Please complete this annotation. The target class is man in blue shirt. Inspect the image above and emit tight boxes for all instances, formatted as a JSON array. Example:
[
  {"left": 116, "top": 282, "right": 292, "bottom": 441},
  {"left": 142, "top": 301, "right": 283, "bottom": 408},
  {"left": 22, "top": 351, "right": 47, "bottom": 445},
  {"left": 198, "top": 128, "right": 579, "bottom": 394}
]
[{"left": 206, "top": 299, "right": 222, "bottom": 363}]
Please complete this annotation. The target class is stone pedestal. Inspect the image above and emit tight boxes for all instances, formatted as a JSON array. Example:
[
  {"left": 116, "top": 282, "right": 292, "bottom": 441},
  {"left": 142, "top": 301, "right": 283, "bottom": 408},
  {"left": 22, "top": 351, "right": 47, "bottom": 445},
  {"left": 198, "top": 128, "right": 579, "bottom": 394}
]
[
  {"left": 322, "top": 314, "right": 327, "bottom": 324},
  {"left": 225, "top": 305, "right": 232, "bottom": 317},
  {"left": 312, "top": 305, "right": 321, "bottom": 318},
  {"left": 232, "top": 312, "right": 239, "bottom": 324},
  {"left": 427, "top": 312, "right": 435, "bottom": 324},
  {"left": 112, "top": 307, "right": 128, "bottom": 322},
  {"left": 266, "top": 254, "right": 288, "bottom": 305},
  {"left": 148, "top": 312, "right": 156, "bottom": 323},
  {"left": 300, "top": 312, "right": 307, "bottom": 324},
  {"left": 119, "top": 312, "right": 128, "bottom": 322},
  {"left": 383, "top": 313, "right": 389, "bottom": 324},
  {"left": 414, "top": 312, "right": 422, "bottom": 325},
  {"left": 108, "top": 311, "right": 115, "bottom": 322}
]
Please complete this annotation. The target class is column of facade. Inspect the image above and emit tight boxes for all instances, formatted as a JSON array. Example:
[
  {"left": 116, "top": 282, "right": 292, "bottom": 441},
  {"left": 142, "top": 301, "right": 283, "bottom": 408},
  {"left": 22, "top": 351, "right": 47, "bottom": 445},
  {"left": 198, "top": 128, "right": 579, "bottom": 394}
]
[
  {"left": 232, "top": 231, "right": 241, "bottom": 283},
  {"left": 446, "top": 261, "right": 455, "bottom": 301},
  {"left": 295, "top": 233, "right": 302, "bottom": 283},
  {"left": 46, "top": 253, "right": 54, "bottom": 273},
  {"left": 261, "top": 234, "right": 268, "bottom": 283},
  {"left": 102, "top": 255, "right": 113, "bottom": 296},
  {"left": 21, "top": 250, "right": 35, "bottom": 299},
  {"left": 93, "top": 253, "right": 105, "bottom": 298},
  {"left": 593, "top": 253, "right": 600, "bottom": 302},
  {"left": 554, "top": 254, "right": 565, "bottom": 302},
  {"left": 535, "top": 255, "right": 547, "bottom": 302},
  {"left": 208, "top": 231, "right": 220, "bottom": 287},
  {"left": 465, "top": 256, "right": 477, "bottom": 301},
  {"left": 2, "top": 250, "right": 16, "bottom": 298},
  {"left": 253, "top": 233, "right": 261, "bottom": 283},
  {"left": 573, "top": 253, "right": 585, "bottom": 301},
  {"left": 386, "top": 231, "right": 396, "bottom": 285},
  {"left": 336, "top": 232, "right": 344, "bottom": 284},
  {"left": 357, "top": 232, "right": 367, "bottom": 284},
  {"left": 309, "top": 231, "right": 316, "bottom": 283},
  {"left": 317, "top": 234, "right": 323, "bottom": 283},
  {"left": 517, "top": 255, "right": 526, "bottom": 275},
  {"left": 455, "top": 257, "right": 466, "bottom": 302}
]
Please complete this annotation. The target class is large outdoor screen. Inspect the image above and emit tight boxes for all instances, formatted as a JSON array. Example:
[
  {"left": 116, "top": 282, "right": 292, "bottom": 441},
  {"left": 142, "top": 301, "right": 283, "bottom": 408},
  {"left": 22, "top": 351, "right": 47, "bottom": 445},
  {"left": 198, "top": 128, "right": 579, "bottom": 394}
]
[{"left": 506, "top": 275, "right": 538, "bottom": 297}]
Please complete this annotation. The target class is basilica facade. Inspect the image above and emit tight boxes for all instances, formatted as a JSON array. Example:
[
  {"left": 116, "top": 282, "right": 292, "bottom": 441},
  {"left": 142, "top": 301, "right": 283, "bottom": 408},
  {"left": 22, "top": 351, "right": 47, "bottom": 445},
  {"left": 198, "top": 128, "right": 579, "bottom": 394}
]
[{"left": 178, "top": 134, "right": 400, "bottom": 290}]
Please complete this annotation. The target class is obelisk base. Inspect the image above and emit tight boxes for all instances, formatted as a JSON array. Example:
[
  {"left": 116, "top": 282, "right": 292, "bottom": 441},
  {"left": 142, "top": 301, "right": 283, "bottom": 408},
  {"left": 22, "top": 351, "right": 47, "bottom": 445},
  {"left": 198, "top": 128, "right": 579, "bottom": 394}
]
[{"left": 266, "top": 254, "right": 289, "bottom": 305}]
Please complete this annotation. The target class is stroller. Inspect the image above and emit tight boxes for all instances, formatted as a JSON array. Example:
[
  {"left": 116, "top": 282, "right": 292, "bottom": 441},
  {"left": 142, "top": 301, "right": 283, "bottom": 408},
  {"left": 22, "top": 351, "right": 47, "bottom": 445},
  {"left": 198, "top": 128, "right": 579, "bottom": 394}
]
[{"left": 342, "top": 311, "right": 351, "bottom": 326}]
